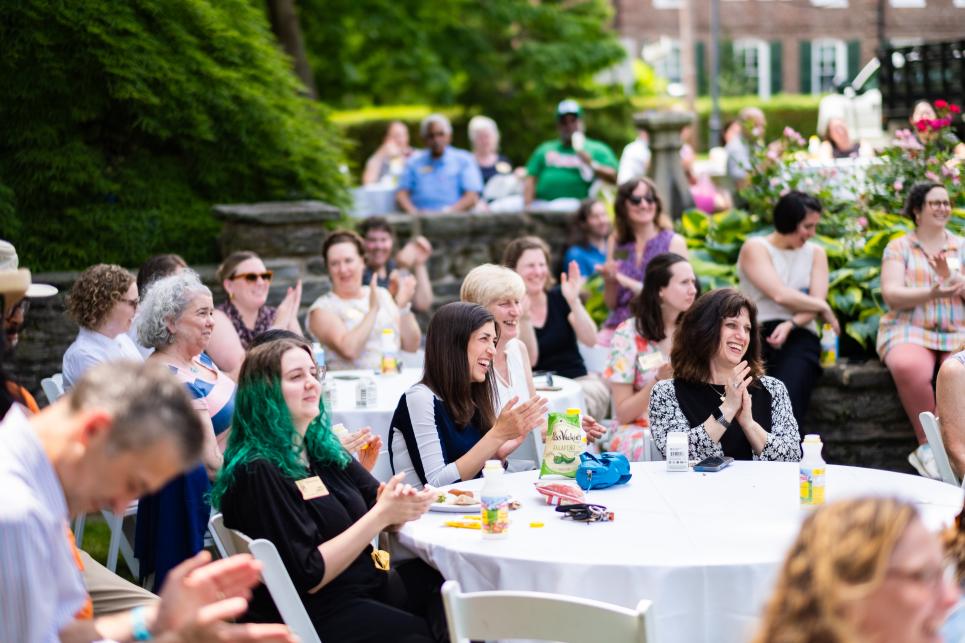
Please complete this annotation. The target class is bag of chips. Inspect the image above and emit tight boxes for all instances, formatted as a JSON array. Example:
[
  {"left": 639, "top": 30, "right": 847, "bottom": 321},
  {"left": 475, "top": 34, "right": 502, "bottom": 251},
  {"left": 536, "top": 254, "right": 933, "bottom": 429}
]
[{"left": 539, "top": 408, "right": 587, "bottom": 478}]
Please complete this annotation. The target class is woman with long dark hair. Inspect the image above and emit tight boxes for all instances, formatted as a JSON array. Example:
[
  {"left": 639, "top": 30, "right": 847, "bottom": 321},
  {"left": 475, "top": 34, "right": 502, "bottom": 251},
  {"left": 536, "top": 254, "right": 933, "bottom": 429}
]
[
  {"left": 389, "top": 302, "right": 547, "bottom": 488},
  {"left": 649, "top": 288, "right": 801, "bottom": 462},
  {"left": 602, "top": 253, "right": 697, "bottom": 460},
  {"left": 213, "top": 336, "right": 445, "bottom": 642}
]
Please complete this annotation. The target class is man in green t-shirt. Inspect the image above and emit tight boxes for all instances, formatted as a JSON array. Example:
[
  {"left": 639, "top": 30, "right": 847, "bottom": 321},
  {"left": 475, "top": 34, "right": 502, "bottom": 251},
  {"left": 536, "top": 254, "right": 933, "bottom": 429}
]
[{"left": 524, "top": 99, "right": 618, "bottom": 208}]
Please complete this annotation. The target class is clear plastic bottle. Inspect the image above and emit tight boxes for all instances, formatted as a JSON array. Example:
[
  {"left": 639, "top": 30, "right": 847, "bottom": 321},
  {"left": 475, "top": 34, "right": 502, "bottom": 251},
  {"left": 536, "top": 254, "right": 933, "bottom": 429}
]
[
  {"left": 800, "top": 434, "right": 826, "bottom": 508},
  {"left": 480, "top": 460, "right": 510, "bottom": 539},
  {"left": 380, "top": 328, "right": 400, "bottom": 374},
  {"left": 819, "top": 323, "right": 838, "bottom": 367},
  {"left": 312, "top": 342, "right": 328, "bottom": 381}
]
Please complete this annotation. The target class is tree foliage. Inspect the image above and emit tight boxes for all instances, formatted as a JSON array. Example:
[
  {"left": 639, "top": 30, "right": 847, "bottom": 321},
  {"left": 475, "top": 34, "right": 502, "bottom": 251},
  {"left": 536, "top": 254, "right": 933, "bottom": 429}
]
[
  {"left": 299, "top": 0, "right": 627, "bottom": 156},
  {"left": 1, "top": 0, "right": 348, "bottom": 271}
]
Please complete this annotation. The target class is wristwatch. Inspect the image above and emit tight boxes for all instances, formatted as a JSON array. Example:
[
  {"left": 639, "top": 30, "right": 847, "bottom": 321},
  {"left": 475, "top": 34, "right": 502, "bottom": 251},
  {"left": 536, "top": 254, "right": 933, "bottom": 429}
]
[{"left": 714, "top": 406, "right": 732, "bottom": 431}]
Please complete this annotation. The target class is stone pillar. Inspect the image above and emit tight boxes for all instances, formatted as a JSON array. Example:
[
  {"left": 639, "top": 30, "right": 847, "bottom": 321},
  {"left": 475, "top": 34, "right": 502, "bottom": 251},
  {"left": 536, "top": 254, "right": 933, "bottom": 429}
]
[
  {"left": 212, "top": 200, "right": 342, "bottom": 258},
  {"left": 634, "top": 110, "right": 695, "bottom": 220}
]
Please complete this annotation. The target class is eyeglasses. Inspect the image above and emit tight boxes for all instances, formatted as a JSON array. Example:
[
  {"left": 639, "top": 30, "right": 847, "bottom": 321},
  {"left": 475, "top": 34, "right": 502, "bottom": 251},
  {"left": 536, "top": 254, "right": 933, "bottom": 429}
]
[
  {"left": 119, "top": 297, "right": 139, "bottom": 309},
  {"left": 627, "top": 193, "right": 656, "bottom": 206},
  {"left": 926, "top": 200, "right": 952, "bottom": 209},
  {"left": 230, "top": 271, "right": 274, "bottom": 283},
  {"left": 887, "top": 561, "right": 958, "bottom": 589},
  {"left": 555, "top": 503, "right": 615, "bottom": 523}
]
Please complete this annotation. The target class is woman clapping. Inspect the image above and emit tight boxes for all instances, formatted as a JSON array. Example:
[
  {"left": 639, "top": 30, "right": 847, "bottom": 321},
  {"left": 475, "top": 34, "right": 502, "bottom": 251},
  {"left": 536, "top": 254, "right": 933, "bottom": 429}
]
[{"left": 649, "top": 289, "right": 801, "bottom": 462}]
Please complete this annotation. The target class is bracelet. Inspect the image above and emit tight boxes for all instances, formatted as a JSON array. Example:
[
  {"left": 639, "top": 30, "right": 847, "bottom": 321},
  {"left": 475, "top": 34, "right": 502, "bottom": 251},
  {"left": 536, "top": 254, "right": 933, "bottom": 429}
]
[
  {"left": 714, "top": 407, "right": 732, "bottom": 431},
  {"left": 131, "top": 605, "right": 153, "bottom": 641}
]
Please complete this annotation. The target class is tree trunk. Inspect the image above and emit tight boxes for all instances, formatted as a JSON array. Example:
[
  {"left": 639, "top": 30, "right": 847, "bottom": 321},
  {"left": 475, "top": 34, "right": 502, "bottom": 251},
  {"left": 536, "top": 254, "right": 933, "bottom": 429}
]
[{"left": 266, "top": 0, "right": 318, "bottom": 99}]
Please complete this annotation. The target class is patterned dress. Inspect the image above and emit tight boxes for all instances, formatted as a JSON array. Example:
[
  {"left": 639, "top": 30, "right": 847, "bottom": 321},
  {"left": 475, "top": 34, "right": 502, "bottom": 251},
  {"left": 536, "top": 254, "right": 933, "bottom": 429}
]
[
  {"left": 648, "top": 376, "right": 801, "bottom": 462},
  {"left": 216, "top": 300, "right": 277, "bottom": 350},
  {"left": 601, "top": 319, "right": 666, "bottom": 461},
  {"left": 876, "top": 231, "right": 965, "bottom": 358}
]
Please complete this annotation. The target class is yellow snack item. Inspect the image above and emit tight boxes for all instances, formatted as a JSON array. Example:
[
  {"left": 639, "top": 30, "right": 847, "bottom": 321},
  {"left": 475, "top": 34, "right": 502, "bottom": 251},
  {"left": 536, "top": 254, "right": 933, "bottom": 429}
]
[
  {"left": 444, "top": 520, "right": 481, "bottom": 529},
  {"left": 529, "top": 522, "right": 545, "bottom": 528}
]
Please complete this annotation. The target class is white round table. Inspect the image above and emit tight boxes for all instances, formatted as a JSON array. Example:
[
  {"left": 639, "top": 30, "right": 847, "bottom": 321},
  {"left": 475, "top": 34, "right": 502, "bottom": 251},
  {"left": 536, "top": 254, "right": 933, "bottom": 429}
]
[
  {"left": 396, "top": 461, "right": 963, "bottom": 643},
  {"left": 328, "top": 368, "right": 586, "bottom": 478}
]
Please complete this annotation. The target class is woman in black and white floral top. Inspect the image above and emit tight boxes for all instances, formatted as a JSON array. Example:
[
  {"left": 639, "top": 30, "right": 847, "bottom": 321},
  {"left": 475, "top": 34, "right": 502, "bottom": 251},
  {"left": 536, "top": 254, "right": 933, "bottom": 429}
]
[{"left": 648, "top": 288, "right": 801, "bottom": 462}]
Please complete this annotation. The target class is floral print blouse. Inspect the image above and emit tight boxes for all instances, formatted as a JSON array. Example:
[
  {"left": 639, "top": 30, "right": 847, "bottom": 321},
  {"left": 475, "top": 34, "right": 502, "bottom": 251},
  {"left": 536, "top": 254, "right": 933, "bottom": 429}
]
[{"left": 604, "top": 319, "right": 665, "bottom": 407}]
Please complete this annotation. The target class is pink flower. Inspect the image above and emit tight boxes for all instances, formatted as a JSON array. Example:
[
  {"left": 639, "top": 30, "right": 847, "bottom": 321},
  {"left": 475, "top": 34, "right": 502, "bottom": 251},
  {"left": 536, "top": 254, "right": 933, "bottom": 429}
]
[
  {"left": 779, "top": 188, "right": 790, "bottom": 196},
  {"left": 926, "top": 171, "right": 941, "bottom": 182},
  {"left": 950, "top": 104, "right": 962, "bottom": 114},
  {"left": 767, "top": 148, "right": 781, "bottom": 161},
  {"left": 769, "top": 177, "right": 781, "bottom": 187},
  {"left": 935, "top": 99, "right": 948, "bottom": 110},
  {"left": 857, "top": 217, "right": 868, "bottom": 229},
  {"left": 893, "top": 180, "right": 903, "bottom": 191},
  {"left": 915, "top": 119, "right": 929, "bottom": 132},
  {"left": 942, "top": 164, "right": 956, "bottom": 177}
]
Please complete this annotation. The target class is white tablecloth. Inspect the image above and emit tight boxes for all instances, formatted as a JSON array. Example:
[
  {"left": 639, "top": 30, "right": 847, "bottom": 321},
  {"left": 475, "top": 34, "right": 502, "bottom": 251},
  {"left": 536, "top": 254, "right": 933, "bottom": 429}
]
[
  {"left": 397, "top": 461, "right": 963, "bottom": 643},
  {"left": 329, "top": 368, "right": 585, "bottom": 479}
]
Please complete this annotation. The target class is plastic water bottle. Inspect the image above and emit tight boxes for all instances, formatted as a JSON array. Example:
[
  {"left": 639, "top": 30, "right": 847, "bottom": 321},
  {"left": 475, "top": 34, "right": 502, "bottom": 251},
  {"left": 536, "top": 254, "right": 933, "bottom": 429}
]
[
  {"left": 355, "top": 376, "right": 377, "bottom": 408},
  {"left": 820, "top": 323, "right": 838, "bottom": 367},
  {"left": 480, "top": 460, "right": 510, "bottom": 539},
  {"left": 312, "top": 342, "right": 328, "bottom": 381},
  {"left": 380, "top": 328, "right": 400, "bottom": 374},
  {"left": 800, "top": 434, "right": 826, "bottom": 508},
  {"left": 321, "top": 378, "right": 337, "bottom": 411}
]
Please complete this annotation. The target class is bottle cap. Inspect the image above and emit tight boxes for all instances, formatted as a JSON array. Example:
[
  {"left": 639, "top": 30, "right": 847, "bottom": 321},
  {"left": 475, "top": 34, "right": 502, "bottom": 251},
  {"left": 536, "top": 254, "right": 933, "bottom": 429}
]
[
  {"left": 566, "top": 407, "right": 581, "bottom": 416},
  {"left": 803, "top": 434, "right": 822, "bottom": 443}
]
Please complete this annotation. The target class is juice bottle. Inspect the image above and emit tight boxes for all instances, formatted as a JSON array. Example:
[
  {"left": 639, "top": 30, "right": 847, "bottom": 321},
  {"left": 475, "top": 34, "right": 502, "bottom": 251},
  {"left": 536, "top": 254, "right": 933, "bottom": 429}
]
[
  {"left": 800, "top": 434, "right": 826, "bottom": 508},
  {"left": 480, "top": 460, "right": 510, "bottom": 539},
  {"left": 380, "top": 328, "right": 400, "bottom": 374},
  {"left": 820, "top": 323, "right": 838, "bottom": 367}
]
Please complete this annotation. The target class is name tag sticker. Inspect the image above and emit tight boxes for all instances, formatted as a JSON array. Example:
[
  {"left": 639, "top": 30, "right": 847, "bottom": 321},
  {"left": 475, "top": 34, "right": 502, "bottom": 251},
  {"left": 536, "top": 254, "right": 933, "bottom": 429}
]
[
  {"left": 295, "top": 476, "right": 329, "bottom": 500},
  {"left": 638, "top": 352, "right": 666, "bottom": 372}
]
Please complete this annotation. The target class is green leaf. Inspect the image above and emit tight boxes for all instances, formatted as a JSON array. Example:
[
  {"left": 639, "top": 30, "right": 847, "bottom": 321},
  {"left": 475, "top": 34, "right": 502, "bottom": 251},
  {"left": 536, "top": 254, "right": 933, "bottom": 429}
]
[{"left": 680, "top": 209, "right": 709, "bottom": 238}]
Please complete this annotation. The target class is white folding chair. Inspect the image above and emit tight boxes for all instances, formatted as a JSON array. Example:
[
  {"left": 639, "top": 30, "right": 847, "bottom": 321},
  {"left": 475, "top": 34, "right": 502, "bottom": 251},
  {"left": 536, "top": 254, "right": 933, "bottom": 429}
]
[
  {"left": 442, "top": 580, "right": 656, "bottom": 643},
  {"left": 920, "top": 411, "right": 960, "bottom": 486},
  {"left": 208, "top": 512, "right": 248, "bottom": 559},
  {"left": 102, "top": 502, "right": 140, "bottom": 577},
  {"left": 216, "top": 522, "right": 322, "bottom": 643},
  {"left": 40, "top": 373, "right": 64, "bottom": 405}
]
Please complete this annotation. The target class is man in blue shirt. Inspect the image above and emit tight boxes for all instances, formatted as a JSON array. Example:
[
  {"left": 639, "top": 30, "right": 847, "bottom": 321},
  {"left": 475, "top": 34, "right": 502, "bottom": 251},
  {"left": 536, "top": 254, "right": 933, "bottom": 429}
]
[{"left": 397, "top": 114, "right": 483, "bottom": 213}]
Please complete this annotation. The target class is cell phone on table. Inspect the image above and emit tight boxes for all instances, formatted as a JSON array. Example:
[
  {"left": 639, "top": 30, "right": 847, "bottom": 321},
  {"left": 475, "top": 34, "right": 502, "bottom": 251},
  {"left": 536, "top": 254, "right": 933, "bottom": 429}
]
[{"left": 693, "top": 456, "right": 734, "bottom": 472}]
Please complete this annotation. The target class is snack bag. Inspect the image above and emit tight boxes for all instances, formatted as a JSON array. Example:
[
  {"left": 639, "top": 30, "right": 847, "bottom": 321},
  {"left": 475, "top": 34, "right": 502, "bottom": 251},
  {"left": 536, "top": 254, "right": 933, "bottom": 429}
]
[{"left": 539, "top": 408, "right": 587, "bottom": 478}]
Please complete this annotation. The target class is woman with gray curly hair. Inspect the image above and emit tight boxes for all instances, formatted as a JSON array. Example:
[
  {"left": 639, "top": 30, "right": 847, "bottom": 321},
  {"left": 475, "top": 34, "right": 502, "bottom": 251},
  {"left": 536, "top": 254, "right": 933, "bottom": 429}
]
[
  {"left": 134, "top": 270, "right": 237, "bottom": 592},
  {"left": 62, "top": 263, "right": 143, "bottom": 391}
]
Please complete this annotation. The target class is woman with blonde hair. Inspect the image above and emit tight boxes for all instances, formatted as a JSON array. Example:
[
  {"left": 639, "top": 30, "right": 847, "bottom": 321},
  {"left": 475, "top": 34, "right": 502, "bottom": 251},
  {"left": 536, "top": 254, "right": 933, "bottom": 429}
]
[{"left": 755, "top": 497, "right": 958, "bottom": 643}]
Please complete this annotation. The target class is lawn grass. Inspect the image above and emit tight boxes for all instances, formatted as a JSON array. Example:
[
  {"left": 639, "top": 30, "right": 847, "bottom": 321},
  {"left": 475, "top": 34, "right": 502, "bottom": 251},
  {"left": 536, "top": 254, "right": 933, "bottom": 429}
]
[{"left": 77, "top": 514, "right": 138, "bottom": 583}]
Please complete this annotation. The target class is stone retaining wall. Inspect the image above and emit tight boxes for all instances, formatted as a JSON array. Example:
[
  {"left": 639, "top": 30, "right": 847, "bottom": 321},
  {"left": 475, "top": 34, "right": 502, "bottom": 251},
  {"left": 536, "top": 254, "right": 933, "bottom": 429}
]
[{"left": 6, "top": 207, "right": 919, "bottom": 474}]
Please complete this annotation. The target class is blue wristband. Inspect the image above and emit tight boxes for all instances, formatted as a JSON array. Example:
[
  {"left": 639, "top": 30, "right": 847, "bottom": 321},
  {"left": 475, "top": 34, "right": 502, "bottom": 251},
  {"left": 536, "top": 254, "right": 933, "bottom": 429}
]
[{"left": 131, "top": 605, "right": 153, "bottom": 641}]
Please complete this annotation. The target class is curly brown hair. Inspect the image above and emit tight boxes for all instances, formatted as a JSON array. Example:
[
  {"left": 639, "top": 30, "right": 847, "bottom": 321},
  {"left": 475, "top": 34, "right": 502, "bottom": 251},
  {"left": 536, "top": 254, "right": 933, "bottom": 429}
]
[
  {"left": 754, "top": 498, "right": 918, "bottom": 643},
  {"left": 66, "top": 264, "right": 135, "bottom": 330},
  {"left": 670, "top": 288, "right": 763, "bottom": 383}
]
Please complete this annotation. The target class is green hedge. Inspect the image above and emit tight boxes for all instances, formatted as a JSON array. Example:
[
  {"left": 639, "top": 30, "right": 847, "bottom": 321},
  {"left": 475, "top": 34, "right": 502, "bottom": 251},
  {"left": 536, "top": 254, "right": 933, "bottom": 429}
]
[
  {"left": 1, "top": 1, "right": 349, "bottom": 272},
  {"left": 335, "top": 95, "right": 821, "bottom": 182}
]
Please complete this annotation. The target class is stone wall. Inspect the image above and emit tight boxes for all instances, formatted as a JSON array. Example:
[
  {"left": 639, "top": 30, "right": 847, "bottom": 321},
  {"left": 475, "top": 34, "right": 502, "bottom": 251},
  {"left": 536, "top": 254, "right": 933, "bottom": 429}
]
[{"left": 7, "top": 206, "right": 919, "bottom": 474}]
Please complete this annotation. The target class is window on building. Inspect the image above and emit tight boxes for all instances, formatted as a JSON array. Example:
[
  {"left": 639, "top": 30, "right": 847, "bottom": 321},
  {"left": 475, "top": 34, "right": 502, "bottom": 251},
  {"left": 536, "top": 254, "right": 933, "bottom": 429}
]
[
  {"left": 642, "top": 37, "right": 682, "bottom": 84},
  {"left": 889, "top": 0, "right": 926, "bottom": 6},
  {"left": 809, "top": 0, "right": 848, "bottom": 7},
  {"left": 812, "top": 39, "right": 847, "bottom": 93},
  {"left": 652, "top": 0, "right": 682, "bottom": 8},
  {"left": 733, "top": 39, "right": 772, "bottom": 100}
]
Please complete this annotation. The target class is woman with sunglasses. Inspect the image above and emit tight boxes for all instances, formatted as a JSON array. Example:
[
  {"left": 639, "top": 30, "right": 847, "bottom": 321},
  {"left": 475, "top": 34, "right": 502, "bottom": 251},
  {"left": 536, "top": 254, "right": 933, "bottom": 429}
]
[
  {"left": 208, "top": 250, "right": 303, "bottom": 380},
  {"left": 598, "top": 178, "right": 688, "bottom": 346},
  {"left": 62, "top": 263, "right": 143, "bottom": 391},
  {"left": 309, "top": 230, "right": 420, "bottom": 371},
  {"left": 878, "top": 182, "right": 965, "bottom": 479}
]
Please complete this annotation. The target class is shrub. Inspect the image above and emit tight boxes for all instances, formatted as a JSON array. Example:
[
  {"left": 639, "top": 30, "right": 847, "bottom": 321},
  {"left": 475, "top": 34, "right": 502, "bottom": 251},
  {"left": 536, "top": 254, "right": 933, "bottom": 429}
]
[{"left": 0, "top": 0, "right": 349, "bottom": 272}]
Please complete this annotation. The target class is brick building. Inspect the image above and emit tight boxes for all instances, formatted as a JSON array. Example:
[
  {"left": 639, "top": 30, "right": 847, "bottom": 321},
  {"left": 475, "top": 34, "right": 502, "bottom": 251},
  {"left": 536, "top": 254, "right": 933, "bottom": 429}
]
[{"left": 613, "top": 0, "right": 965, "bottom": 97}]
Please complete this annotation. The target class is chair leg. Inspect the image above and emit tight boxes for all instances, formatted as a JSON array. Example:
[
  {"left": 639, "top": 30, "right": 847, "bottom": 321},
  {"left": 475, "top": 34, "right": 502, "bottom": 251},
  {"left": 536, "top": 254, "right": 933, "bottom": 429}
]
[
  {"left": 73, "top": 514, "right": 87, "bottom": 548},
  {"left": 103, "top": 510, "right": 124, "bottom": 573}
]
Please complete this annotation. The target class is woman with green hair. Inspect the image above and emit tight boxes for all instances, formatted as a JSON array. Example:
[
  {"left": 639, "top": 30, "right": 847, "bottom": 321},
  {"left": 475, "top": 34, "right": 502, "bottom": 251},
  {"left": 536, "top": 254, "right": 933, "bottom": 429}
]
[{"left": 212, "top": 336, "right": 446, "bottom": 642}]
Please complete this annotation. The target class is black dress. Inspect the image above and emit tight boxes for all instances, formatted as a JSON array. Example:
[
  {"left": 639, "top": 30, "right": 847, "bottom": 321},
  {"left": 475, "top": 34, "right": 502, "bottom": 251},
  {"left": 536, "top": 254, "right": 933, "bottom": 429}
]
[
  {"left": 220, "top": 457, "right": 446, "bottom": 643},
  {"left": 533, "top": 287, "right": 588, "bottom": 379}
]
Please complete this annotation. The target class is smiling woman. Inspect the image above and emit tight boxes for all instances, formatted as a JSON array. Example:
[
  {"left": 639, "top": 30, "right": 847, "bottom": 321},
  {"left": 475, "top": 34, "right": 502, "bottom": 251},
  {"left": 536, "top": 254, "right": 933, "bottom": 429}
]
[
  {"left": 134, "top": 270, "right": 237, "bottom": 592},
  {"left": 648, "top": 288, "right": 801, "bottom": 463},
  {"left": 388, "top": 302, "right": 547, "bottom": 488}
]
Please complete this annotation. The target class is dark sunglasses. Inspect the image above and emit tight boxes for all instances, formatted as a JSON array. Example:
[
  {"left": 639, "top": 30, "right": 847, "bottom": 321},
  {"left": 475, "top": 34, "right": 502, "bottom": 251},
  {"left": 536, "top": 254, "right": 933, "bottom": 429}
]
[
  {"left": 555, "top": 503, "right": 614, "bottom": 523},
  {"left": 627, "top": 193, "right": 656, "bottom": 206},
  {"left": 230, "top": 271, "right": 274, "bottom": 283}
]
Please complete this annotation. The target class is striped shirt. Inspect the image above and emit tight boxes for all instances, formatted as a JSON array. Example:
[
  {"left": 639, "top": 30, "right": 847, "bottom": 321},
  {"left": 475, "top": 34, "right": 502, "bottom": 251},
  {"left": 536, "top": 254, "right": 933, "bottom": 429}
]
[
  {"left": 0, "top": 406, "right": 87, "bottom": 642},
  {"left": 877, "top": 232, "right": 965, "bottom": 358}
]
